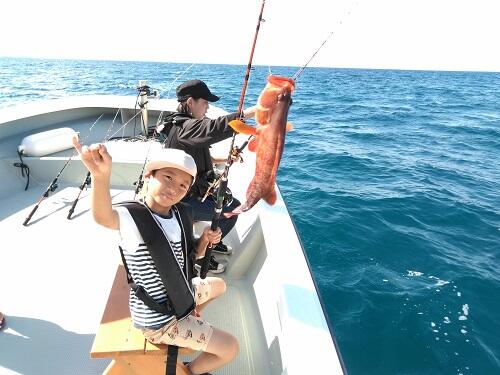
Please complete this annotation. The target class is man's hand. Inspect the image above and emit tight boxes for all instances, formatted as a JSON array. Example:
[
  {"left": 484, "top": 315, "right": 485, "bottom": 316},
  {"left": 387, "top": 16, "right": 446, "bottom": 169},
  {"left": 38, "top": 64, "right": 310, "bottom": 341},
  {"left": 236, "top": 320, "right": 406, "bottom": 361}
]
[{"left": 242, "top": 105, "right": 257, "bottom": 119}]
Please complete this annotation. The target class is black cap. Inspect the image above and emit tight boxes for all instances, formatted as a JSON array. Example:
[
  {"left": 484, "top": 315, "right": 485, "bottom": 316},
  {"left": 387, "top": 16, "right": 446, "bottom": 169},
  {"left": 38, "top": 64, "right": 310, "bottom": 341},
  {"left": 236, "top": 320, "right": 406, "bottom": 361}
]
[{"left": 176, "top": 80, "right": 220, "bottom": 102}]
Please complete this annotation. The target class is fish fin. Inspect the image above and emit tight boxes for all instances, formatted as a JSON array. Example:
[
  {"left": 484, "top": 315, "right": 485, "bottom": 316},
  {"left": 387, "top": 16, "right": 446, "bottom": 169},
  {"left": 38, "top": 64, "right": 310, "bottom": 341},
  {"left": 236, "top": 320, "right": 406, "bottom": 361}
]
[
  {"left": 229, "top": 120, "right": 257, "bottom": 135},
  {"left": 223, "top": 203, "right": 248, "bottom": 218},
  {"left": 248, "top": 137, "right": 258, "bottom": 152},
  {"left": 256, "top": 107, "right": 271, "bottom": 125},
  {"left": 264, "top": 187, "right": 277, "bottom": 205},
  {"left": 286, "top": 122, "right": 294, "bottom": 132},
  {"left": 223, "top": 211, "right": 240, "bottom": 218}
]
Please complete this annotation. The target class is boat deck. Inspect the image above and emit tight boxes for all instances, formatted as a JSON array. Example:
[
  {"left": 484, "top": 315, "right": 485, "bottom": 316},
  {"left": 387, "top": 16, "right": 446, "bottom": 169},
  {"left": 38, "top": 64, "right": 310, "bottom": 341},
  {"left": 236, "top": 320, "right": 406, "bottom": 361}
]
[
  {"left": 0, "top": 183, "right": 273, "bottom": 375},
  {"left": 0, "top": 103, "right": 272, "bottom": 374},
  {"left": 0, "top": 97, "right": 345, "bottom": 375}
]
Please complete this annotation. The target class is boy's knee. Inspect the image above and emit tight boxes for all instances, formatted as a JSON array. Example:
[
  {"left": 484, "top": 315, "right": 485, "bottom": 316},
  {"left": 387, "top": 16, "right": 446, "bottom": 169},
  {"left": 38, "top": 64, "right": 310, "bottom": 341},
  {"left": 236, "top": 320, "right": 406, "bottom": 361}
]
[
  {"left": 220, "top": 278, "right": 227, "bottom": 294},
  {"left": 227, "top": 334, "right": 239, "bottom": 360},
  {"left": 211, "top": 277, "right": 226, "bottom": 296}
]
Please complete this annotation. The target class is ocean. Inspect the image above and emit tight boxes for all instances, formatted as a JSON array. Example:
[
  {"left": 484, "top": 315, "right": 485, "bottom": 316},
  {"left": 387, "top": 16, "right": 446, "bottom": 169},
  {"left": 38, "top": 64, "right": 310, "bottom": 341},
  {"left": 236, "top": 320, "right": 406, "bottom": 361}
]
[{"left": 1, "top": 57, "right": 499, "bottom": 375}]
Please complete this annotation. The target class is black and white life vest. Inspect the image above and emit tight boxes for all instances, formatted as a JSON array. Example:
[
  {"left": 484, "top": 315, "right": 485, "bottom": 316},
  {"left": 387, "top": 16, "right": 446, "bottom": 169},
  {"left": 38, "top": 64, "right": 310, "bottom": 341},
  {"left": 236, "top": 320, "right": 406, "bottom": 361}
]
[{"left": 116, "top": 201, "right": 197, "bottom": 320}]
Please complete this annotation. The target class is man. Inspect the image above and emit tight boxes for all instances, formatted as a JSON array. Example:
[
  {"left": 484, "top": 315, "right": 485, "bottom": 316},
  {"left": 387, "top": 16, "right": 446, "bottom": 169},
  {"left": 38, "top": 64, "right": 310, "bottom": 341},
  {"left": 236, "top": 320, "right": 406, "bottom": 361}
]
[{"left": 160, "top": 79, "right": 255, "bottom": 274}]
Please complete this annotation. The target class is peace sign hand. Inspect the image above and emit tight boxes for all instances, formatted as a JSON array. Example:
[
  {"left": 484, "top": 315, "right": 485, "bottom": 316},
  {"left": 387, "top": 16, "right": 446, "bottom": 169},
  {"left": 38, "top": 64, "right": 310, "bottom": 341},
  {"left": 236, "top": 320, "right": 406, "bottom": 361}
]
[{"left": 72, "top": 136, "right": 112, "bottom": 180}]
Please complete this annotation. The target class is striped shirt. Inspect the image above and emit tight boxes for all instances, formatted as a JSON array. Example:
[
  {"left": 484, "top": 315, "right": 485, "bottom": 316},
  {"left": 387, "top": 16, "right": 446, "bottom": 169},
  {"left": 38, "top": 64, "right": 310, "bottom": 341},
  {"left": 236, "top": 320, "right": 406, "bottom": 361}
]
[{"left": 116, "top": 206, "right": 192, "bottom": 329}]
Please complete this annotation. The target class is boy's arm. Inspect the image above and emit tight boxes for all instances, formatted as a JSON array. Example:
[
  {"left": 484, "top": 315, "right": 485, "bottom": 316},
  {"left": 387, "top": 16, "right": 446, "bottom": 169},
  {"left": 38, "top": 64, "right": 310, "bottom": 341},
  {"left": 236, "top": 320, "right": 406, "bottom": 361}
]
[
  {"left": 91, "top": 175, "right": 119, "bottom": 230},
  {"left": 72, "top": 137, "right": 119, "bottom": 230}
]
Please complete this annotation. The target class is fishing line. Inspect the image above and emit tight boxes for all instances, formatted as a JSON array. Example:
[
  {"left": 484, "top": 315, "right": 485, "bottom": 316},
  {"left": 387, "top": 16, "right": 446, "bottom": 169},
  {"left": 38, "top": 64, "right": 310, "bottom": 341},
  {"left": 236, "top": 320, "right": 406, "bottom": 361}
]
[
  {"left": 164, "top": 63, "right": 196, "bottom": 99},
  {"left": 293, "top": 31, "right": 334, "bottom": 81},
  {"left": 152, "top": 63, "right": 197, "bottom": 135},
  {"left": 293, "top": 1, "right": 358, "bottom": 80},
  {"left": 104, "top": 108, "right": 145, "bottom": 140},
  {"left": 140, "top": 63, "right": 197, "bottom": 139}
]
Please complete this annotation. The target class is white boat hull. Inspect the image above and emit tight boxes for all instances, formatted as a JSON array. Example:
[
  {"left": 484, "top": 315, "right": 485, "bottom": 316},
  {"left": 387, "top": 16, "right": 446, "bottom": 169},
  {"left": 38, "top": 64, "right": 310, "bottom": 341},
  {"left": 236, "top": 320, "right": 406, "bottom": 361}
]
[{"left": 0, "top": 96, "right": 345, "bottom": 374}]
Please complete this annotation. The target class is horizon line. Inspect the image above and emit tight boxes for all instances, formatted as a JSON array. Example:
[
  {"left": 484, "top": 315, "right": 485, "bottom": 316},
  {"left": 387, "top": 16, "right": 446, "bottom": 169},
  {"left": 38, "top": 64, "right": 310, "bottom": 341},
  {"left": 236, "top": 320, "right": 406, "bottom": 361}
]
[{"left": 1, "top": 54, "right": 500, "bottom": 75}]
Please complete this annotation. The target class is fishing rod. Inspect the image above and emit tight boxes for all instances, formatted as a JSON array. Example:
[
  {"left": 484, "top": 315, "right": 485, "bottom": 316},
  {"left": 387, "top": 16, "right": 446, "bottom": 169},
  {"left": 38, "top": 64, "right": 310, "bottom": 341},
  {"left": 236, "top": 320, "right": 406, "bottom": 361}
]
[
  {"left": 292, "top": 2, "right": 358, "bottom": 81},
  {"left": 67, "top": 109, "right": 120, "bottom": 219},
  {"left": 200, "top": 0, "right": 266, "bottom": 279},
  {"left": 132, "top": 135, "right": 156, "bottom": 199},
  {"left": 200, "top": 135, "right": 252, "bottom": 203},
  {"left": 293, "top": 31, "right": 334, "bottom": 81},
  {"left": 66, "top": 171, "right": 91, "bottom": 219},
  {"left": 202, "top": 16, "right": 338, "bottom": 211},
  {"left": 22, "top": 114, "right": 104, "bottom": 226}
]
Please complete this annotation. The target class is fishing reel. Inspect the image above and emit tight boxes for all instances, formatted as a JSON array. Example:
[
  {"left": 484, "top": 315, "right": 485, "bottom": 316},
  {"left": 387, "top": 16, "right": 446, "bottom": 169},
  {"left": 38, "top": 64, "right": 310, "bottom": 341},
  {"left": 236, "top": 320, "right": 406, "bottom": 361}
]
[
  {"left": 231, "top": 146, "right": 244, "bottom": 164},
  {"left": 201, "top": 170, "right": 233, "bottom": 207},
  {"left": 211, "top": 186, "right": 233, "bottom": 207}
]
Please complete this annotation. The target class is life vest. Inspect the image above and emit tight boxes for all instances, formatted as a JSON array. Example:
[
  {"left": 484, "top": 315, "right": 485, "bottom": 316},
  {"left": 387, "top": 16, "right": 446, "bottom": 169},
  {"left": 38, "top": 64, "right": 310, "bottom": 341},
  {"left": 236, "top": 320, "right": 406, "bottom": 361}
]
[{"left": 116, "top": 201, "right": 196, "bottom": 320}]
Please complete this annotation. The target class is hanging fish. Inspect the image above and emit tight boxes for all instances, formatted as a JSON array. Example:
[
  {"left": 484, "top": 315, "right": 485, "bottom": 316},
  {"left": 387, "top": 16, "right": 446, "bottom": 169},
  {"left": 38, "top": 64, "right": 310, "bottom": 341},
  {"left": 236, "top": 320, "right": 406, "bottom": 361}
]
[{"left": 225, "top": 75, "right": 295, "bottom": 216}]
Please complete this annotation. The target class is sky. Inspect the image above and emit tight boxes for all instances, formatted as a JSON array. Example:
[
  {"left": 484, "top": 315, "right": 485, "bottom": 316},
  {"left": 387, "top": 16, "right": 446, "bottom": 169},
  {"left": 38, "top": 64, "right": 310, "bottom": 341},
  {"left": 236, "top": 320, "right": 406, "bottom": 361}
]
[{"left": 1, "top": 0, "right": 499, "bottom": 72}]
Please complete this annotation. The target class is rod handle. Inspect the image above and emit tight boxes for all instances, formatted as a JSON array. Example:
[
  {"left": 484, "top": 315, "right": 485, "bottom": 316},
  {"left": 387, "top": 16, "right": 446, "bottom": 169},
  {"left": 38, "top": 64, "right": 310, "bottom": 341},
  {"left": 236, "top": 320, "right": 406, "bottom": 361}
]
[{"left": 23, "top": 205, "right": 39, "bottom": 226}]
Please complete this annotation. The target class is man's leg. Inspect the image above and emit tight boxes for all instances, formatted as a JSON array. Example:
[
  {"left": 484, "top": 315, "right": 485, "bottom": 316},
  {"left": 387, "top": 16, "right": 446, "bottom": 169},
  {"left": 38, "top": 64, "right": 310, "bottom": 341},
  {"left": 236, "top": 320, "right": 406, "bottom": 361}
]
[
  {"left": 185, "top": 197, "right": 240, "bottom": 240},
  {"left": 185, "top": 197, "right": 226, "bottom": 273},
  {"left": 185, "top": 196, "right": 216, "bottom": 222}
]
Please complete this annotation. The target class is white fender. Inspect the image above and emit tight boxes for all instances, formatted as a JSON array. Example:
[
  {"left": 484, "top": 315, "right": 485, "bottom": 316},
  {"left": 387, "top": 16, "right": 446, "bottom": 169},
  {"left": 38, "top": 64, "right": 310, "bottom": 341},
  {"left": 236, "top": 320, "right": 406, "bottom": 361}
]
[{"left": 18, "top": 127, "right": 78, "bottom": 157}]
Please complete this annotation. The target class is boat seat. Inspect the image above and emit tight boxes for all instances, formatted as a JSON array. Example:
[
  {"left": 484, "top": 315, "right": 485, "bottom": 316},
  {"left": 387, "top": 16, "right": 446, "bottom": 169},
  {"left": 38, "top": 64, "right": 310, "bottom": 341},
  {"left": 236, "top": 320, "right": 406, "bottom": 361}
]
[{"left": 90, "top": 264, "right": 192, "bottom": 375}]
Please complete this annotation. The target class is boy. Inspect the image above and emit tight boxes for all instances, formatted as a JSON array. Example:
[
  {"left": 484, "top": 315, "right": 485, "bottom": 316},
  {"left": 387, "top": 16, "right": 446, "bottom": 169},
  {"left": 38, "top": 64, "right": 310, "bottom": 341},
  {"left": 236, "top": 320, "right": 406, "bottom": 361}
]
[{"left": 73, "top": 138, "right": 239, "bottom": 375}]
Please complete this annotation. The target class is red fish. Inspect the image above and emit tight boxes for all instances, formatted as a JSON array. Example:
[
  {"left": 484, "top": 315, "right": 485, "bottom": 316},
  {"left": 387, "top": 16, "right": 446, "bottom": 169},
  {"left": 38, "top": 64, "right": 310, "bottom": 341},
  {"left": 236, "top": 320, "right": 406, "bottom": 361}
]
[{"left": 226, "top": 75, "right": 295, "bottom": 216}]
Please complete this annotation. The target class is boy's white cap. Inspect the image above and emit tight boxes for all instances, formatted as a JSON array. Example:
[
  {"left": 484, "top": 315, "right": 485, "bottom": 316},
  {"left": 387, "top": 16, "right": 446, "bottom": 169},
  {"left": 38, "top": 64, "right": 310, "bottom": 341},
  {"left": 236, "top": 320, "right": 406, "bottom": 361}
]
[{"left": 145, "top": 148, "right": 197, "bottom": 182}]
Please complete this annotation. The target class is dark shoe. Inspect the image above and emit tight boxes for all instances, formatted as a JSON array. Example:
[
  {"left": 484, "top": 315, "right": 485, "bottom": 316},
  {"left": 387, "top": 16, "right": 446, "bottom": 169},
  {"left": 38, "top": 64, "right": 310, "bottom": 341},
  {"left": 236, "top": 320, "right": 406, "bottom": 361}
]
[
  {"left": 195, "top": 255, "right": 225, "bottom": 274},
  {"left": 183, "top": 361, "right": 212, "bottom": 375},
  {"left": 211, "top": 242, "right": 233, "bottom": 255}
]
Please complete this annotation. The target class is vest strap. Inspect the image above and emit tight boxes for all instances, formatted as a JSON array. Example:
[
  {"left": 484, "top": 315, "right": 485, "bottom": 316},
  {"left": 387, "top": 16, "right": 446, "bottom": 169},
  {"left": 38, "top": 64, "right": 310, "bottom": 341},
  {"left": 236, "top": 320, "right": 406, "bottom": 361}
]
[
  {"left": 118, "top": 201, "right": 195, "bottom": 320},
  {"left": 166, "top": 345, "right": 179, "bottom": 375}
]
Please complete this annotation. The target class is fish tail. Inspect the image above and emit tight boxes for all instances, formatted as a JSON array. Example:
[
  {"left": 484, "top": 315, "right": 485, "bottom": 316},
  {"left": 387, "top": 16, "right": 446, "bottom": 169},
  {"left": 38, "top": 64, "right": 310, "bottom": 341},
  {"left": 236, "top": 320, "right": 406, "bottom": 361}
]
[
  {"left": 223, "top": 205, "right": 243, "bottom": 218},
  {"left": 263, "top": 186, "right": 277, "bottom": 205},
  {"left": 248, "top": 137, "right": 258, "bottom": 152},
  {"left": 223, "top": 200, "right": 255, "bottom": 217}
]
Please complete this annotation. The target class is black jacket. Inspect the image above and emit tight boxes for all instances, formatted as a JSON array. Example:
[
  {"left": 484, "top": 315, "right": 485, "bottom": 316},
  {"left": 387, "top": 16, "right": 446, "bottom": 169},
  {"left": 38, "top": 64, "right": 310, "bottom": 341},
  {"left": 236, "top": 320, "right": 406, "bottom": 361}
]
[{"left": 161, "top": 111, "right": 239, "bottom": 197}]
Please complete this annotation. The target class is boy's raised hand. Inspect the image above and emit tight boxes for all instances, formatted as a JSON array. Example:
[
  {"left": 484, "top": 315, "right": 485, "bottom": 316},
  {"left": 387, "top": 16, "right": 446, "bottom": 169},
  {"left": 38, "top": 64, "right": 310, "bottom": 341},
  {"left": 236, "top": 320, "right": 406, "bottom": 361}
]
[{"left": 73, "top": 136, "right": 112, "bottom": 179}]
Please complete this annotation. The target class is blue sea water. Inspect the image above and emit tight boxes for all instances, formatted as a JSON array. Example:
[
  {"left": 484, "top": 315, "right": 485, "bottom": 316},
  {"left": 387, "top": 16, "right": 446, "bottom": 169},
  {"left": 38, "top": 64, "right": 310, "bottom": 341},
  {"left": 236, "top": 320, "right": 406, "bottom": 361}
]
[{"left": 1, "top": 57, "right": 499, "bottom": 375}]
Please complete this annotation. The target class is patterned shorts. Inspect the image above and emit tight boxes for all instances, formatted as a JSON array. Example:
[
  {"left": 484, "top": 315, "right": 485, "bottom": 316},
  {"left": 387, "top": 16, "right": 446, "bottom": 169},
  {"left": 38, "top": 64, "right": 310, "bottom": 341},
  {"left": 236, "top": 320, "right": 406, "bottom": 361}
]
[{"left": 141, "top": 277, "right": 214, "bottom": 351}]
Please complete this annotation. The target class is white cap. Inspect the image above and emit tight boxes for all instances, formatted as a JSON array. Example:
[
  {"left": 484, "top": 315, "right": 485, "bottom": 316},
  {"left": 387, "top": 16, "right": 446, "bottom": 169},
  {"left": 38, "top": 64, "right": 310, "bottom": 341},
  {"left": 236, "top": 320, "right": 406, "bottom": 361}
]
[{"left": 145, "top": 148, "right": 197, "bottom": 183}]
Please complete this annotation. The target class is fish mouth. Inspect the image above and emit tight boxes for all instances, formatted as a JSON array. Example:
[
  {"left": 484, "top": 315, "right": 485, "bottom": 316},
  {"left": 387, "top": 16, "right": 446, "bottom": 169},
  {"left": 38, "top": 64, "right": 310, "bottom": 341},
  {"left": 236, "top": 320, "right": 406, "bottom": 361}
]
[
  {"left": 268, "top": 75, "right": 296, "bottom": 91},
  {"left": 277, "top": 92, "right": 292, "bottom": 104}
]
